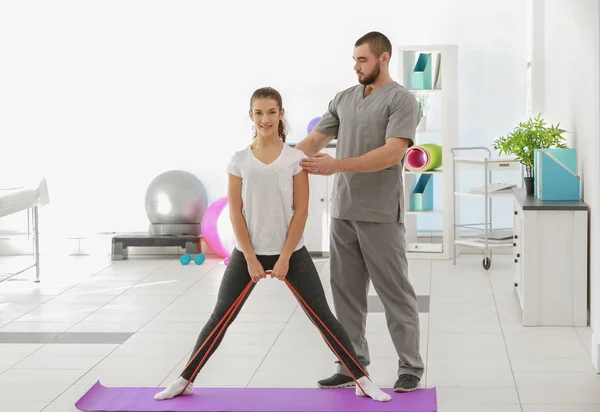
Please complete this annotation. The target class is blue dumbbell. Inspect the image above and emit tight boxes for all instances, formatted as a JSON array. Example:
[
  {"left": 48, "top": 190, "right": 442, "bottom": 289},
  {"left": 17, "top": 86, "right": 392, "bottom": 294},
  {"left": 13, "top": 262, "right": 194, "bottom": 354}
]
[
  {"left": 194, "top": 253, "right": 206, "bottom": 265},
  {"left": 180, "top": 254, "right": 192, "bottom": 265}
]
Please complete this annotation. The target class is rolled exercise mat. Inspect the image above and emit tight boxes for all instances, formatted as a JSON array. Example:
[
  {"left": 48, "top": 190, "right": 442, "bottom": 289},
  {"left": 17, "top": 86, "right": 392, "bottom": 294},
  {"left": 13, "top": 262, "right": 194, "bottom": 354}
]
[
  {"left": 405, "top": 143, "right": 442, "bottom": 172},
  {"left": 75, "top": 381, "right": 438, "bottom": 412}
]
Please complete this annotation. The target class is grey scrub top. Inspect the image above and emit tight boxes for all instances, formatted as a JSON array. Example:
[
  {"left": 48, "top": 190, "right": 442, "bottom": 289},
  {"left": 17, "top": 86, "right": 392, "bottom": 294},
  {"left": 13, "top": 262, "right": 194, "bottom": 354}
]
[{"left": 314, "top": 81, "right": 419, "bottom": 223}]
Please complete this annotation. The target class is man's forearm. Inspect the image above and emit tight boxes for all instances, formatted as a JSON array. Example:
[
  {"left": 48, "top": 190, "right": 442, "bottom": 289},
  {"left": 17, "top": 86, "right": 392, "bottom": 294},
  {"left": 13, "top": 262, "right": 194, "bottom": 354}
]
[
  {"left": 294, "top": 131, "right": 333, "bottom": 158},
  {"left": 294, "top": 139, "right": 321, "bottom": 158},
  {"left": 336, "top": 143, "right": 408, "bottom": 173}
]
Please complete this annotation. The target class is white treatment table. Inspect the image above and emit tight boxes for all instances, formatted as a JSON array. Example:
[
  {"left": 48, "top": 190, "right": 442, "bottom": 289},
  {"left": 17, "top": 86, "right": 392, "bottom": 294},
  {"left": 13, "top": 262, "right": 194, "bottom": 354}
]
[{"left": 0, "top": 178, "right": 50, "bottom": 282}]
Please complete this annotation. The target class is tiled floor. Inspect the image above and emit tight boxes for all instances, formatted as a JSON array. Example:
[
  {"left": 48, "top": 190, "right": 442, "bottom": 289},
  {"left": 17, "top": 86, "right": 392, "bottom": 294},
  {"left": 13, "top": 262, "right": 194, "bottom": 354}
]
[{"left": 0, "top": 253, "right": 598, "bottom": 411}]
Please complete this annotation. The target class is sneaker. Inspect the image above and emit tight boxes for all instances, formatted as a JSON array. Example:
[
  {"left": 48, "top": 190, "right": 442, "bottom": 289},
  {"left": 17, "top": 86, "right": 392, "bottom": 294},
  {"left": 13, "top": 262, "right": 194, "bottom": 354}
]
[
  {"left": 317, "top": 373, "right": 355, "bottom": 389},
  {"left": 394, "top": 374, "right": 420, "bottom": 392}
]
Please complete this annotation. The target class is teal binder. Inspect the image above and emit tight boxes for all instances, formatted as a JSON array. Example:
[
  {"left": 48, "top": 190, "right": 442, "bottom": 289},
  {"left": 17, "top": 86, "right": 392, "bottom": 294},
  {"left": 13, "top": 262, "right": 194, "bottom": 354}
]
[
  {"left": 410, "top": 174, "right": 434, "bottom": 211},
  {"left": 534, "top": 148, "right": 580, "bottom": 200},
  {"left": 411, "top": 53, "right": 432, "bottom": 90}
]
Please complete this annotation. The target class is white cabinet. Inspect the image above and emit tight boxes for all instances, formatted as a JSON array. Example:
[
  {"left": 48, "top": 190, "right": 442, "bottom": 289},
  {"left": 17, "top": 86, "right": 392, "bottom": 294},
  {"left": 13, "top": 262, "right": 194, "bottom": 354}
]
[
  {"left": 303, "top": 146, "right": 336, "bottom": 255},
  {"left": 304, "top": 173, "right": 328, "bottom": 253},
  {"left": 512, "top": 188, "right": 588, "bottom": 326}
]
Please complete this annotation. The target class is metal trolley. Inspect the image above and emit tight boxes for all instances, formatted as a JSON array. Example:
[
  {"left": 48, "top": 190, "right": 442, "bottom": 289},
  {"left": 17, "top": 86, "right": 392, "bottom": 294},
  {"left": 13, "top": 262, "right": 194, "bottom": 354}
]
[{"left": 451, "top": 147, "right": 522, "bottom": 270}]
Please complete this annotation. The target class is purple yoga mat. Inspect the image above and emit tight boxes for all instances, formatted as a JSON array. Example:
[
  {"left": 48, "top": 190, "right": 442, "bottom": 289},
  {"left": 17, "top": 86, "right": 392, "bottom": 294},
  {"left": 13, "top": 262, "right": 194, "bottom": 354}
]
[{"left": 75, "top": 381, "right": 437, "bottom": 412}]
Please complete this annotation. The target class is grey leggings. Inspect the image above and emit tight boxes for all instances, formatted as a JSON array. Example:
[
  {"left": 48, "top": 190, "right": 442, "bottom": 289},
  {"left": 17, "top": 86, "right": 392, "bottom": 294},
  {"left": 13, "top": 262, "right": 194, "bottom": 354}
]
[{"left": 180, "top": 246, "right": 366, "bottom": 382}]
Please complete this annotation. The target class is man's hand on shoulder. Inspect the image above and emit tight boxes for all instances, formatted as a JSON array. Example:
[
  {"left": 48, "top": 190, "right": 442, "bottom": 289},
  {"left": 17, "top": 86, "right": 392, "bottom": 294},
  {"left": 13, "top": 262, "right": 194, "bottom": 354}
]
[{"left": 300, "top": 153, "right": 338, "bottom": 176}]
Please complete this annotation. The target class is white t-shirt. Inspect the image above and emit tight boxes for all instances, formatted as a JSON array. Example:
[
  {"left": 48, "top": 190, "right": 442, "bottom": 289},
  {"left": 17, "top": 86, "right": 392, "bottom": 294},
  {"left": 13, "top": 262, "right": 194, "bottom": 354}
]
[{"left": 227, "top": 143, "right": 307, "bottom": 255}]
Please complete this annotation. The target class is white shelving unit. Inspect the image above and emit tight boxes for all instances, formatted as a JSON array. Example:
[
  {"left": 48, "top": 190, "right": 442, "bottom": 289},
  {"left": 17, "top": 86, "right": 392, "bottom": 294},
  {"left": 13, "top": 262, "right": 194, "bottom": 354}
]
[
  {"left": 451, "top": 147, "right": 522, "bottom": 269},
  {"left": 398, "top": 45, "right": 458, "bottom": 260}
]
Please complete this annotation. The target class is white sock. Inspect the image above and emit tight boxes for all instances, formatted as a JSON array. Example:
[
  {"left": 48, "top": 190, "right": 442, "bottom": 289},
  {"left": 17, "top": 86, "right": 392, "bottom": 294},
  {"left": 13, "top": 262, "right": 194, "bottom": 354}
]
[
  {"left": 154, "top": 376, "right": 194, "bottom": 400},
  {"left": 355, "top": 376, "right": 392, "bottom": 402}
]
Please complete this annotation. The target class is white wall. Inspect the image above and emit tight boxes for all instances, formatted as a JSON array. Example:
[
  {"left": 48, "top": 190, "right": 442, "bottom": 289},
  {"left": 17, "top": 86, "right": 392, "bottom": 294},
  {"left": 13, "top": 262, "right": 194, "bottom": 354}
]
[
  {"left": 530, "top": 0, "right": 600, "bottom": 372},
  {"left": 0, "top": 0, "right": 527, "bottom": 238}
]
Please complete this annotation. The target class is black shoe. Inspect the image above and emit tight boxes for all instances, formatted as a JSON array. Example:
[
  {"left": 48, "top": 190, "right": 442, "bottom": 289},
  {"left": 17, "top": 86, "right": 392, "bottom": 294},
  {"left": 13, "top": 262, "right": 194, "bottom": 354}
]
[
  {"left": 317, "top": 373, "right": 356, "bottom": 388},
  {"left": 394, "top": 374, "right": 420, "bottom": 392}
]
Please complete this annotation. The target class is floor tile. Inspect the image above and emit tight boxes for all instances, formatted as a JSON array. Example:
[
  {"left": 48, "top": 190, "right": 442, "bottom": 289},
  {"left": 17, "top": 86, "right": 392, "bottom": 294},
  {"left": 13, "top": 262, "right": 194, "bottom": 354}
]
[
  {"left": 0, "top": 402, "right": 49, "bottom": 412},
  {"left": 0, "top": 332, "right": 133, "bottom": 344},
  {"left": 38, "top": 402, "right": 80, "bottom": 412},
  {"left": 522, "top": 406, "right": 600, "bottom": 412},
  {"left": 0, "top": 253, "right": 596, "bottom": 411}
]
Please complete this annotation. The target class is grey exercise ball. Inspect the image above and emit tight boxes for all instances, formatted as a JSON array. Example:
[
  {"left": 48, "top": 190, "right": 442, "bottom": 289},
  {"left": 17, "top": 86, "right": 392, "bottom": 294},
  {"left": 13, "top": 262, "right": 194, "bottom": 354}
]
[{"left": 145, "top": 170, "right": 208, "bottom": 225}]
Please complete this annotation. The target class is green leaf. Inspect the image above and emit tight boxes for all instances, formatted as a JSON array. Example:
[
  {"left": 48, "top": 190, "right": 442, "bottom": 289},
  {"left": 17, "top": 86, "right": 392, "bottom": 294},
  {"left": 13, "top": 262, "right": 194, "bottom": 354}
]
[{"left": 491, "top": 113, "right": 568, "bottom": 177}]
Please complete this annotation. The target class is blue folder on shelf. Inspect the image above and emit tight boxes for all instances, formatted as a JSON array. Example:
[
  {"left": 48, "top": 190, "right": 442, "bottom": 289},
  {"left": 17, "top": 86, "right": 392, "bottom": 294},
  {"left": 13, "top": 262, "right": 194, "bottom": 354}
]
[
  {"left": 410, "top": 174, "right": 434, "bottom": 211},
  {"left": 534, "top": 148, "right": 580, "bottom": 200},
  {"left": 411, "top": 53, "right": 432, "bottom": 90}
]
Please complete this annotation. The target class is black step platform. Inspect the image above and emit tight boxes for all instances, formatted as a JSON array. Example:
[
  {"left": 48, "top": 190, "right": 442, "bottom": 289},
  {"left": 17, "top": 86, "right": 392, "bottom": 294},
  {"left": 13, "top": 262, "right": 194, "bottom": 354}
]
[{"left": 111, "top": 233, "right": 202, "bottom": 260}]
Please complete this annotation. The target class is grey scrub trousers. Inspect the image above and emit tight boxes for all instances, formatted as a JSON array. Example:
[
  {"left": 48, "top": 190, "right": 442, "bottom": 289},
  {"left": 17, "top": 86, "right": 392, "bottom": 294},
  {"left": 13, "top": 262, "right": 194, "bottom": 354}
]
[{"left": 314, "top": 81, "right": 425, "bottom": 379}]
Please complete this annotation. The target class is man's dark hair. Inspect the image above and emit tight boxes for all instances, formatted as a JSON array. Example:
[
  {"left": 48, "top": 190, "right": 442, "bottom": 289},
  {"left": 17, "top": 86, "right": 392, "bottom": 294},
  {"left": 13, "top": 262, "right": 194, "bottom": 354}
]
[{"left": 355, "top": 31, "right": 392, "bottom": 59}]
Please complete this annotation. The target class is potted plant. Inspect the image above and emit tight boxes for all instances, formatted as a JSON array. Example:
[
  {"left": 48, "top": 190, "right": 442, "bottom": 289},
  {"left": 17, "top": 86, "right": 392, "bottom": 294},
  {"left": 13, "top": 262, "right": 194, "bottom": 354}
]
[
  {"left": 415, "top": 93, "right": 429, "bottom": 131},
  {"left": 492, "top": 114, "right": 567, "bottom": 195}
]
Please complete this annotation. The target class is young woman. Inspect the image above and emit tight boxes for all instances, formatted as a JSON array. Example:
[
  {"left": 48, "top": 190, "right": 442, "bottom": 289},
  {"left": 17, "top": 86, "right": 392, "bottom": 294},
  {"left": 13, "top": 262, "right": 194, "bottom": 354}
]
[{"left": 154, "top": 87, "right": 391, "bottom": 403}]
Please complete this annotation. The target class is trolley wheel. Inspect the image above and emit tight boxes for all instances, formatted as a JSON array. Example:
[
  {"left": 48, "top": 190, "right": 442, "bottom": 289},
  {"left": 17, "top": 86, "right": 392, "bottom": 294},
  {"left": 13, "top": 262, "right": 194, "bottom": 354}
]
[{"left": 483, "top": 257, "right": 491, "bottom": 270}]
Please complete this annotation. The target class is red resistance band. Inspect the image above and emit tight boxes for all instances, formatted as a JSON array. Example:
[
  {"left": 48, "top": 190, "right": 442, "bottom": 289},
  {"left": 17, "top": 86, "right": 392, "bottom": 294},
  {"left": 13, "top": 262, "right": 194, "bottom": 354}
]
[{"left": 179, "top": 271, "right": 370, "bottom": 395}]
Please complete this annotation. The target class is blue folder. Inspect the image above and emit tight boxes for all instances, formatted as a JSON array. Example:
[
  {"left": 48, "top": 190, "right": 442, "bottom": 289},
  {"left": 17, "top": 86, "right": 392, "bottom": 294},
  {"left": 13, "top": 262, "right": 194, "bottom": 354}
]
[
  {"left": 534, "top": 148, "right": 580, "bottom": 200},
  {"left": 411, "top": 53, "right": 432, "bottom": 90},
  {"left": 410, "top": 174, "right": 434, "bottom": 211}
]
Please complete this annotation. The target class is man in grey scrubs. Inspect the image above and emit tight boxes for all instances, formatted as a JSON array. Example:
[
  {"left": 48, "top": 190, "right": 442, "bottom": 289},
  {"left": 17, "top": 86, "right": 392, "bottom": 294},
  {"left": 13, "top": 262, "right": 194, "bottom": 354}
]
[{"left": 295, "top": 31, "right": 424, "bottom": 392}]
